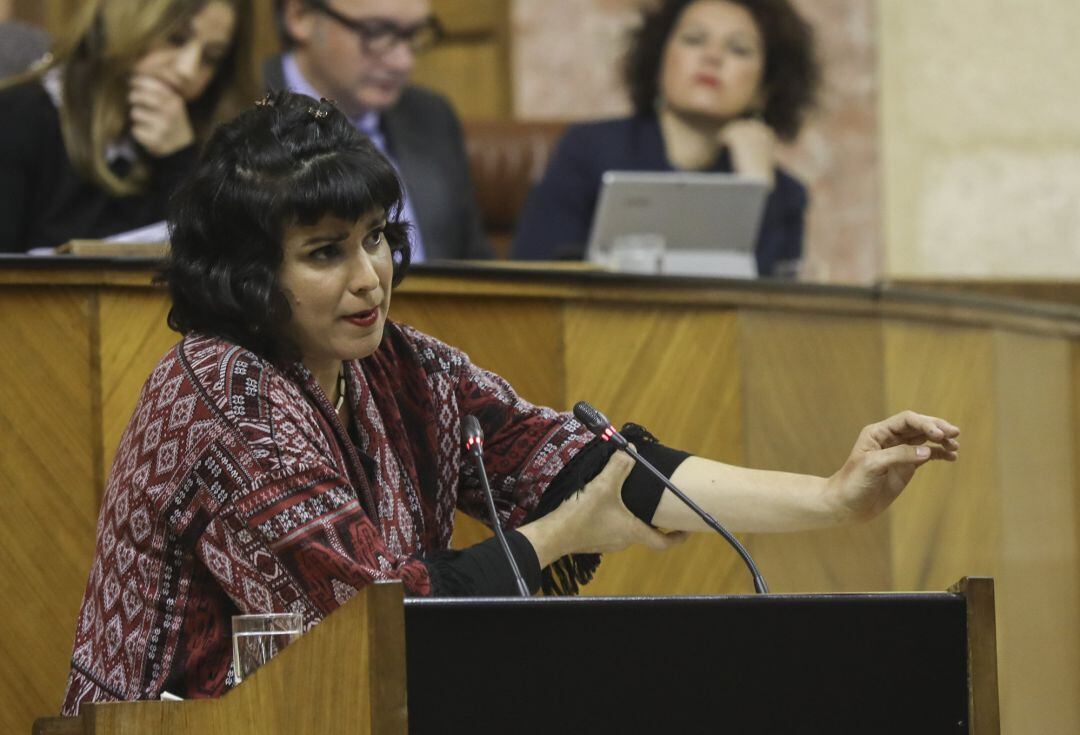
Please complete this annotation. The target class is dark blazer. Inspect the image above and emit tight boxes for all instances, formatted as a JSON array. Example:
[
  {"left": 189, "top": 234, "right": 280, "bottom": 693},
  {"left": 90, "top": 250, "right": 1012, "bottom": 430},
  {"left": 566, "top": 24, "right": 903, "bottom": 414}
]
[
  {"left": 264, "top": 56, "right": 492, "bottom": 261},
  {"left": 511, "top": 115, "right": 807, "bottom": 277}
]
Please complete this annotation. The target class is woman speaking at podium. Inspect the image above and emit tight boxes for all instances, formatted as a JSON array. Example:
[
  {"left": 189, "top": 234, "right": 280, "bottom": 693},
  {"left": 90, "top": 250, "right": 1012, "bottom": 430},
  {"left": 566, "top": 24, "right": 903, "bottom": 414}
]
[{"left": 61, "top": 92, "right": 958, "bottom": 713}]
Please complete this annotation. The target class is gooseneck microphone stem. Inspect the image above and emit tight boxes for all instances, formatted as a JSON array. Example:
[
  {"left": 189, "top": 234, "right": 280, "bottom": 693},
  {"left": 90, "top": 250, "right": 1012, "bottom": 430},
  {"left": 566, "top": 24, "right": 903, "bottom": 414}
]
[
  {"left": 461, "top": 416, "right": 531, "bottom": 598},
  {"left": 573, "top": 401, "right": 769, "bottom": 594}
]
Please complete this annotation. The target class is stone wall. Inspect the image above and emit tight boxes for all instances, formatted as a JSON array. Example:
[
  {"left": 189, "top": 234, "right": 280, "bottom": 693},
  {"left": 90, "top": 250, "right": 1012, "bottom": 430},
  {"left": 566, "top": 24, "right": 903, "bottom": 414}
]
[{"left": 880, "top": 0, "right": 1080, "bottom": 278}]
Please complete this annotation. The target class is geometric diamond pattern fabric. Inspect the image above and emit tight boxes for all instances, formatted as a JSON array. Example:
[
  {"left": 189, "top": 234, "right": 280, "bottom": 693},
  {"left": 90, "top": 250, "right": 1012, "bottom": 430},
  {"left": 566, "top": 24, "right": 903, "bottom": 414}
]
[{"left": 62, "top": 322, "right": 591, "bottom": 714}]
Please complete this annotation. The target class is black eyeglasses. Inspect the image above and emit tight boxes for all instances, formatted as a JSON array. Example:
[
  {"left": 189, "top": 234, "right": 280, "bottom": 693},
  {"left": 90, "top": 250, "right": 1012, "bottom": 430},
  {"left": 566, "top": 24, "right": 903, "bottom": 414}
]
[{"left": 310, "top": 1, "right": 444, "bottom": 56}]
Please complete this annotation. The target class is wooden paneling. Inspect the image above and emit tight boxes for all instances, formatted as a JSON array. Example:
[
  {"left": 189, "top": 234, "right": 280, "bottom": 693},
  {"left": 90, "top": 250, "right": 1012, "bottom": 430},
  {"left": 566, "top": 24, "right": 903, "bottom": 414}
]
[
  {"left": 390, "top": 294, "right": 563, "bottom": 409},
  {"left": 993, "top": 332, "right": 1080, "bottom": 732},
  {"left": 3, "top": 265, "right": 1079, "bottom": 732},
  {"left": 80, "top": 583, "right": 407, "bottom": 734},
  {"left": 739, "top": 311, "right": 890, "bottom": 593},
  {"left": 952, "top": 577, "right": 1002, "bottom": 735},
  {"left": 564, "top": 304, "right": 746, "bottom": 595},
  {"left": 885, "top": 323, "right": 1000, "bottom": 590},
  {"left": 0, "top": 287, "right": 99, "bottom": 735},
  {"left": 892, "top": 278, "right": 1080, "bottom": 310}
]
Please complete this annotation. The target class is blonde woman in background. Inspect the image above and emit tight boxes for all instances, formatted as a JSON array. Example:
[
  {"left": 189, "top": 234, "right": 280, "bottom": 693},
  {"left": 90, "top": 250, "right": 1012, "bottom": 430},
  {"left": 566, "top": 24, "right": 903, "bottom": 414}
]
[{"left": 0, "top": 0, "right": 257, "bottom": 252}]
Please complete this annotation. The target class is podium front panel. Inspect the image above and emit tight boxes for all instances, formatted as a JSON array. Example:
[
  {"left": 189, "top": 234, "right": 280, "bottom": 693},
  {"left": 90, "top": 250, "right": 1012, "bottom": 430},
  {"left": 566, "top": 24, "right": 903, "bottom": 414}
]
[{"left": 404, "top": 594, "right": 968, "bottom": 734}]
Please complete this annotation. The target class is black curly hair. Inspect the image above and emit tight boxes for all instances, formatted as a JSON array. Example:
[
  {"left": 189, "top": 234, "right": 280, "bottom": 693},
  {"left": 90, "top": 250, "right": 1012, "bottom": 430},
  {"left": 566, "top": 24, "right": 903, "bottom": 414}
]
[
  {"left": 624, "top": 0, "right": 820, "bottom": 141},
  {"left": 162, "top": 90, "right": 411, "bottom": 362}
]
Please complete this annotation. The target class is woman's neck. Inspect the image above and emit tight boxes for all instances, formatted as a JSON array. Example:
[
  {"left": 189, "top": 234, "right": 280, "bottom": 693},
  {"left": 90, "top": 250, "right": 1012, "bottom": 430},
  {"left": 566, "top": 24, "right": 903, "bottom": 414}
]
[
  {"left": 658, "top": 106, "right": 725, "bottom": 171},
  {"left": 308, "top": 359, "right": 342, "bottom": 409}
]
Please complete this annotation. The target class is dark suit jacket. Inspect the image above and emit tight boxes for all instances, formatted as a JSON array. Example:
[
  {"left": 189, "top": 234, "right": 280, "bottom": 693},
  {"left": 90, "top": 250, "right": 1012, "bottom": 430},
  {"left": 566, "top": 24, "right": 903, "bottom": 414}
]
[
  {"left": 511, "top": 115, "right": 807, "bottom": 277},
  {"left": 265, "top": 56, "right": 492, "bottom": 261}
]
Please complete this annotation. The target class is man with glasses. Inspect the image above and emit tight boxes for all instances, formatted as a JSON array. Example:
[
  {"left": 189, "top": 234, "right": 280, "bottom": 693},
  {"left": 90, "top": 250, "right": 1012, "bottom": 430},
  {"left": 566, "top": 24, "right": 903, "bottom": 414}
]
[{"left": 267, "top": 0, "right": 492, "bottom": 261}]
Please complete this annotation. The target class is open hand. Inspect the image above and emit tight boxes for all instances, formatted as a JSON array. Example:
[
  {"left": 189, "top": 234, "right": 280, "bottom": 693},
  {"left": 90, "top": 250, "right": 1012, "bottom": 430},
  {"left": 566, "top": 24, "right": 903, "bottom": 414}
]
[
  {"left": 128, "top": 74, "right": 195, "bottom": 157},
  {"left": 827, "top": 411, "right": 960, "bottom": 523}
]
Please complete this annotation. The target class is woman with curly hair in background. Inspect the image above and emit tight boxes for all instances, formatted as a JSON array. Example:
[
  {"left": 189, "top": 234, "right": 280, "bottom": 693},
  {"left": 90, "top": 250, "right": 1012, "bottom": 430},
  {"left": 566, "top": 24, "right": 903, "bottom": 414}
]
[{"left": 513, "top": 0, "right": 819, "bottom": 278}]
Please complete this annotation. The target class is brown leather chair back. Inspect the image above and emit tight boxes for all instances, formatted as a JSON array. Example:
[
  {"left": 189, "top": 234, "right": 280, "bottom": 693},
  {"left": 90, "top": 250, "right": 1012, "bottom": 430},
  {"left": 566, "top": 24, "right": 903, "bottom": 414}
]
[{"left": 462, "top": 120, "right": 567, "bottom": 258}]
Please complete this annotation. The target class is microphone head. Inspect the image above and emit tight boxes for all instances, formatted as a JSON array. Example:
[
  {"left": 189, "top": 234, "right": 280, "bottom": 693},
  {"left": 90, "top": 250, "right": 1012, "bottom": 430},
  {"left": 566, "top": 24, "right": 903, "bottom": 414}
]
[
  {"left": 572, "top": 401, "right": 611, "bottom": 434},
  {"left": 461, "top": 414, "right": 484, "bottom": 453},
  {"left": 573, "top": 401, "right": 628, "bottom": 447}
]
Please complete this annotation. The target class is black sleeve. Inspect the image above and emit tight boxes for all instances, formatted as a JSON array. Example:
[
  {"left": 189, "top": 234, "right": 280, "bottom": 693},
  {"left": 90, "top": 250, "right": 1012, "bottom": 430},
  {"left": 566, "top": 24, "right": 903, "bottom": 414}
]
[{"left": 421, "top": 530, "right": 541, "bottom": 596}]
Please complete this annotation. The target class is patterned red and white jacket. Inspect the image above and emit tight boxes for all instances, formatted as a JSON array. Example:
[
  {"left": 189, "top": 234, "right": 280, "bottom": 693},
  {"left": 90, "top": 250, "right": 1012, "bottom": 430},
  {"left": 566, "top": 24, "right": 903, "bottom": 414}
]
[{"left": 62, "top": 322, "right": 591, "bottom": 713}]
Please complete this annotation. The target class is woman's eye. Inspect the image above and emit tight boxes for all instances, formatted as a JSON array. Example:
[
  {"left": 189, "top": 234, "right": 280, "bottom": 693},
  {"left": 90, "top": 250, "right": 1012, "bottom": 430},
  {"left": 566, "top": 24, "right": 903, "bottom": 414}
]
[
  {"left": 167, "top": 32, "right": 189, "bottom": 47},
  {"left": 363, "top": 228, "right": 385, "bottom": 250},
  {"left": 310, "top": 243, "right": 342, "bottom": 261},
  {"left": 678, "top": 31, "right": 707, "bottom": 46}
]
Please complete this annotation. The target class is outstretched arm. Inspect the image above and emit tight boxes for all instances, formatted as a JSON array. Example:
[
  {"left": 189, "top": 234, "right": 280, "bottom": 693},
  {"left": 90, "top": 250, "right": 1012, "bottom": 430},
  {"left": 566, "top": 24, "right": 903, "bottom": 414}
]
[{"left": 652, "top": 411, "right": 960, "bottom": 533}]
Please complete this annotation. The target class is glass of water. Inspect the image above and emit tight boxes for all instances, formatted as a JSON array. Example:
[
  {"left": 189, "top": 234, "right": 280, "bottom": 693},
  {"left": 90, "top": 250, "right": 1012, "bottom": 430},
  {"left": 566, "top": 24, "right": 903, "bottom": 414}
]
[
  {"left": 231, "top": 612, "right": 303, "bottom": 684},
  {"left": 608, "top": 233, "right": 665, "bottom": 275}
]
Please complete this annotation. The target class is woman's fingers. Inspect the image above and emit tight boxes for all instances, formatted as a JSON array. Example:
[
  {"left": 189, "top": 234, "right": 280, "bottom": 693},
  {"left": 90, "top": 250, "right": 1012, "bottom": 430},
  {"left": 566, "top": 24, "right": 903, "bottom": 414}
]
[
  {"left": 129, "top": 76, "right": 174, "bottom": 109},
  {"left": 863, "top": 441, "right": 957, "bottom": 481},
  {"left": 867, "top": 411, "right": 960, "bottom": 450},
  {"left": 594, "top": 448, "right": 635, "bottom": 495}
]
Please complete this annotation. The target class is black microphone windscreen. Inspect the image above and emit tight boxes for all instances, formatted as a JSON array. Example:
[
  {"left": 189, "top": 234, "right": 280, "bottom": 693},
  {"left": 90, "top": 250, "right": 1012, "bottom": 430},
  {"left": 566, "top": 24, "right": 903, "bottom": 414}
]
[
  {"left": 461, "top": 415, "right": 483, "bottom": 446},
  {"left": 572, "top": 401, "right": 610, "bottom": 434}
]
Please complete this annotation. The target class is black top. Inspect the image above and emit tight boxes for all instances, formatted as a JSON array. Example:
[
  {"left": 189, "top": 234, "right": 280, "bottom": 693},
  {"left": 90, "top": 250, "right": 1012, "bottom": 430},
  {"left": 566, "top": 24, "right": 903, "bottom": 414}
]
[
  {"left": 511, "top": 115, "right": 808, "bottom": 277},
  {"left": 0, "top": 80, "right": 196, "bottom": 252}
]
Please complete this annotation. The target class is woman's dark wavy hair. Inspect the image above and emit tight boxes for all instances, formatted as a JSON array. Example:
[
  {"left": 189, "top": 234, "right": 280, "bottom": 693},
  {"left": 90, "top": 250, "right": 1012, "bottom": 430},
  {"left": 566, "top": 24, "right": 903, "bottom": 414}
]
[
  {"left": 162, "top": 90, "right": 411, "bottom": 362},
  {"left": 624, "top": 0, "right": 820, "bottom": 141}
]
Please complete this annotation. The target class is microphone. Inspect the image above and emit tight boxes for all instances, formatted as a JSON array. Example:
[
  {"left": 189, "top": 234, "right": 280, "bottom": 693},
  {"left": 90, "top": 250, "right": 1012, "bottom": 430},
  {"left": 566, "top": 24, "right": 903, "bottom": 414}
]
[
  {"left": 461, "top": 415, "right": 531, "bottom": 597},
  {"left": 572, "top": 401, "right": 769, "bottom": 594}
]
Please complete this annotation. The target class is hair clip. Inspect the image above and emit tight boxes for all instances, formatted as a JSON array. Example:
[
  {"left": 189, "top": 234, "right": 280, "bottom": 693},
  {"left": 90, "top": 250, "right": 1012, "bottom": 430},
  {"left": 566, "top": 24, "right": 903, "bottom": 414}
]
[
  {"left": 254, "top": 93, "right": 274, "bottom": 108},
  {"left": 307, "top": 106, "right": 329, "bottom": 120}
]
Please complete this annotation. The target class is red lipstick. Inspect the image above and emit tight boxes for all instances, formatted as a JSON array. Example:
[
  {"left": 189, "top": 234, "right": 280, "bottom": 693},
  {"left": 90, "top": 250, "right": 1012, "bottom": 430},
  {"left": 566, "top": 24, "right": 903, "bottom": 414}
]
[
  {"left": 693, "top": 73, "right": 721, "bottom": 88},
  {"left": 344, "top": 308, "right": 379, "bottom": 328}
]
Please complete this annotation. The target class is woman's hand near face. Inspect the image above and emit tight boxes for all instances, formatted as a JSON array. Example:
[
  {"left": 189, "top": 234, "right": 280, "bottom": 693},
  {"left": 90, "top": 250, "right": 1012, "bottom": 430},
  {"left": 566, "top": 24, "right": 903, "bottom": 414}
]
[
  {"left": 518, "top": 449, "right": 687, "bottom": 569},
  {"left": 128, "top": 74, "right": 195, "bottom": 158},
  {"left": 719, "top": 118, "right": 777, "bottom": 187}
]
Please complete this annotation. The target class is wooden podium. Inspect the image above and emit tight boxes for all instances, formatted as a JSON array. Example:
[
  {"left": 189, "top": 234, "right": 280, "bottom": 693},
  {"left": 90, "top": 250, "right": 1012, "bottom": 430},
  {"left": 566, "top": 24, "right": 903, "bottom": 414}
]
[{"left": 36, "top": 577, "right": 998, "bottom": 734}]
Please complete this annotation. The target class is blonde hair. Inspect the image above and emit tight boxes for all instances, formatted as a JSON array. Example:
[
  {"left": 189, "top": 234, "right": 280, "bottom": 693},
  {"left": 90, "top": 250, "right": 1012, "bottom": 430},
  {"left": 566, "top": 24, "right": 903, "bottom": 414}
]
[{"left": 16, "top": 0, "right": 256, "bottom": 196}]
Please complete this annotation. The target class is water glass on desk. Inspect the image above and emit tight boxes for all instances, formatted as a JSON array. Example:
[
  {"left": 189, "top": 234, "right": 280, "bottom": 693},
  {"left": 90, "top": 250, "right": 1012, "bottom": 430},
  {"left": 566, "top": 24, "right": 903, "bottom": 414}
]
[
  {"left": 231, "top": 612, "right": 303, "bottom": 683},
  {"left": 607, "top": 233, "right": 665, "bottom": 275}
]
